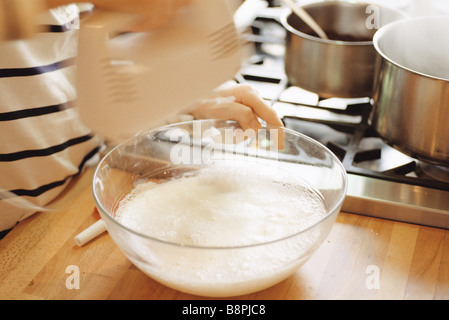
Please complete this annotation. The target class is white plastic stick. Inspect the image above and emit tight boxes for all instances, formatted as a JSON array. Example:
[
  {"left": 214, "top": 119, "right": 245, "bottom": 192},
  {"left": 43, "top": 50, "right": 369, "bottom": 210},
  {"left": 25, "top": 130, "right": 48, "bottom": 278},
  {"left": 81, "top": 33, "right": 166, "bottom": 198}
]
[{"left": 74, "top": 219, "right": 106, "bottom": 246}]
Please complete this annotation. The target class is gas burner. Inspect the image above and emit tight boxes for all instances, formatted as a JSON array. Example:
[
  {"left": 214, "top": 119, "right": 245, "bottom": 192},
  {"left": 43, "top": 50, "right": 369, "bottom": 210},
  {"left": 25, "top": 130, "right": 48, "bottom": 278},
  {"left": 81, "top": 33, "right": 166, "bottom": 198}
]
[{"left": 282, "top": 115, "right": 449, "bottom": 192}]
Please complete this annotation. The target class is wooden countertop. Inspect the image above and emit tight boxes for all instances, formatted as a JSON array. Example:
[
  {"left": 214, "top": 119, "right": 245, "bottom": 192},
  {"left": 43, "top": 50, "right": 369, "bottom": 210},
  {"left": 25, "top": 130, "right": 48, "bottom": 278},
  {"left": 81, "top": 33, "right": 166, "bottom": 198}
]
[{"left": 1, "top": 167, "right": 448, "bottom": 300}]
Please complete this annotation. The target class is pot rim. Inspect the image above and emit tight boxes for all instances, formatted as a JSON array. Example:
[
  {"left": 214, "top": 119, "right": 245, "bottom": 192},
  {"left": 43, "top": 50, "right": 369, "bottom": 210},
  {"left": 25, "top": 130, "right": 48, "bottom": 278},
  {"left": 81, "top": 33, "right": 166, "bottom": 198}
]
[
  {"left": 373, "top": 16, "right": 449, "bottom": 82},
  {"left": 280, "top": 7, "right": 373, "bottom": 46}
]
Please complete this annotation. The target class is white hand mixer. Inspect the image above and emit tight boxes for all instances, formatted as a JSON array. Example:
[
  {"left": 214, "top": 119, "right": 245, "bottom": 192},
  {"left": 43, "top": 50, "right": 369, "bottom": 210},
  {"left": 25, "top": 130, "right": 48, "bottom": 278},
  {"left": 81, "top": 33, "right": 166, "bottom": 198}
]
[{"left": 75, "top": 0, "right": 243, "bottom": 141}]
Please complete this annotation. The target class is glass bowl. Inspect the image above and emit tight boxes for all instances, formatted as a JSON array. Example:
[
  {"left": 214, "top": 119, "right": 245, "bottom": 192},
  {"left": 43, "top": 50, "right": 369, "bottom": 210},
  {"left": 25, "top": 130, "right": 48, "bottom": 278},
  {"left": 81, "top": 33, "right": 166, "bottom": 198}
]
[{"left": 93, "top": 120, "right": 347, "bottom": 297}]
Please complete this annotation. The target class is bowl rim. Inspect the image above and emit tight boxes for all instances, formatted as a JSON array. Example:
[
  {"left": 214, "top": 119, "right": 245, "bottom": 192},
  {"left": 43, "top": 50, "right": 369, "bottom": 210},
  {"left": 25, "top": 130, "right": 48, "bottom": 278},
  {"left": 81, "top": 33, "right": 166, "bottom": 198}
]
[{"left": 92, "top": 120, "right": 348, "bottom": 250}]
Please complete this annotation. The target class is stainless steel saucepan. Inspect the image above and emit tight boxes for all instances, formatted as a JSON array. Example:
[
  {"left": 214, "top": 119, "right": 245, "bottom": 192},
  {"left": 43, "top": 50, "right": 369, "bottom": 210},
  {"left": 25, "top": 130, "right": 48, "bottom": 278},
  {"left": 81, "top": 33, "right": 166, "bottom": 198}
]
[
  {"left": 371, "top": 16, "right": 449, "bottom": 166},
  {"left": 280, "top": 1, "right": 406, "bottom": 98}
]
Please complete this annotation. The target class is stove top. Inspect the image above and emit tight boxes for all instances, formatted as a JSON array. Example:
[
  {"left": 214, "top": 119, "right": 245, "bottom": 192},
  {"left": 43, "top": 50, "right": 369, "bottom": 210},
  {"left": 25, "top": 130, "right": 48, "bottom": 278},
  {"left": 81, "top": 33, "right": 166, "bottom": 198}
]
[{"left": 235, "top": 6, "right": 449, "bottom": 229}]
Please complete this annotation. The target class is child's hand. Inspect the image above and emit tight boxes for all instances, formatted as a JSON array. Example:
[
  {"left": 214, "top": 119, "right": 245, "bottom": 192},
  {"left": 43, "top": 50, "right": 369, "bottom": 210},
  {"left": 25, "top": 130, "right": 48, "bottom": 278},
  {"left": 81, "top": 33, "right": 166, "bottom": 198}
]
[{"left": 191, "top": 82, "right": 285, "bottom": 149}]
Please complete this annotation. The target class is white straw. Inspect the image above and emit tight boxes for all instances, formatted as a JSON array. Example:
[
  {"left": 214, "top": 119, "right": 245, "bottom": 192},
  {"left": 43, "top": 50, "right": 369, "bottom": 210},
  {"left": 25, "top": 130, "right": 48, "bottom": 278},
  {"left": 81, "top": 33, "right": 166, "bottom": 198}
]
[{"left": 74, "top": 219, "right": 106, "bottom": 246}]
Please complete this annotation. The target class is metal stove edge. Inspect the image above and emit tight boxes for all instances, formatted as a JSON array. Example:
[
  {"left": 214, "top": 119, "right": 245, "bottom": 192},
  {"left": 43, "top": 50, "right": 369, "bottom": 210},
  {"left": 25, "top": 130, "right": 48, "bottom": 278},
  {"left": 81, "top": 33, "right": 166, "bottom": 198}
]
[{"left": 343, "top": 173, "right": 449, "bottom": 229}]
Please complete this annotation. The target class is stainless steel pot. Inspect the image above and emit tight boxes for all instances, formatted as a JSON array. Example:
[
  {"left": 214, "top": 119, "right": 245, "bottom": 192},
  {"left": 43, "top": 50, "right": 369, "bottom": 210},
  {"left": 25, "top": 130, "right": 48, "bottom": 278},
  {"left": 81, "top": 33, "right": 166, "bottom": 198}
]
[
  {"left": 280, "top": 1, "right": 406, "bottom": 98},
  {"left": 371, "top": 16, "right": 449, "bottom": 166}
]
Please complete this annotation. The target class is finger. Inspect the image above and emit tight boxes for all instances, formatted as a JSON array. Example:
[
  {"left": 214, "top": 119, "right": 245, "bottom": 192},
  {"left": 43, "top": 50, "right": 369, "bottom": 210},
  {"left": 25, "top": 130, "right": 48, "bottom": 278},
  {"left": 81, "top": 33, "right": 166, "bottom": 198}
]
[
  {"left": 206, "top": 85, "right": 285, "bottom": 150},
  {"left": 194, "top": 102, "right": 285, "bottom": 150},
  {"left": 192, "top": 101, "right": 285, "bottom": 150},
  {"left": 265, "top": 124, "right": 285, "bottom": 151},
  {"left": 192, "top": 102, "right": 262, "bottom": 133},
  {"left": 217, "top": 84, "right": 283, "bottom": 127},
  {"left": 192, "top": 102, "right": 259, "bottom": 145},
  {"left": 232, "top": 85, "right": 285, "bottom": 150},
  {"left": 221, "top": 85, "right": 285, "bottom": 149}
]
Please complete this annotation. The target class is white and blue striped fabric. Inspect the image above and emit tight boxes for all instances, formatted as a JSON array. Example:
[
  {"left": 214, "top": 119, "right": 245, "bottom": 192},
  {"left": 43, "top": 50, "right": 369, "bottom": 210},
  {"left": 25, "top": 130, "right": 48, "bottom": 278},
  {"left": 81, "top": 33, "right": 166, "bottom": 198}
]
[{"left": 0, "top": 4, "right": 102, "bottom": 232}]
